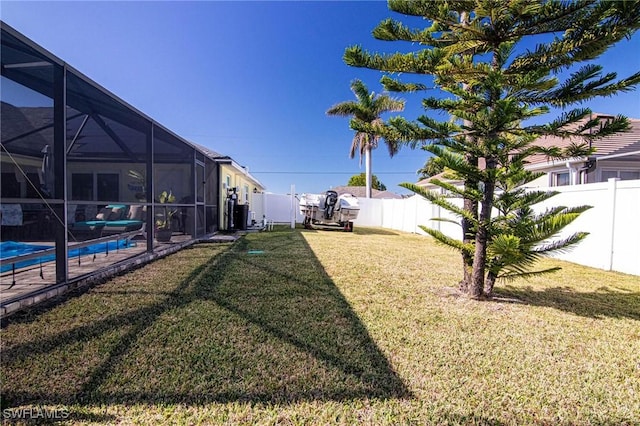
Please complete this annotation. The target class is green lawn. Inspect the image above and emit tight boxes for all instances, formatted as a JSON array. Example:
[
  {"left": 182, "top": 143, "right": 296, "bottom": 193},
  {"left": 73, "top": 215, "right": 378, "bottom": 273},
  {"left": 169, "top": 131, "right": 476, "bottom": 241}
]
[{"left": 1, "top": 226, "right": 639, "bottom": 425}]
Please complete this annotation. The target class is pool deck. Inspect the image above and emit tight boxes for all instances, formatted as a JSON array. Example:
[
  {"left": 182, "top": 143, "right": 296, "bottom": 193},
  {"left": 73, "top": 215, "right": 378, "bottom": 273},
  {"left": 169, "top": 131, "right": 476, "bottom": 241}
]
[
  {"left": 1, "top": 244, "right": 148, "bottom": 302},
  {"left": 0, "top": 234, "right": 200, "bottom": 318}
]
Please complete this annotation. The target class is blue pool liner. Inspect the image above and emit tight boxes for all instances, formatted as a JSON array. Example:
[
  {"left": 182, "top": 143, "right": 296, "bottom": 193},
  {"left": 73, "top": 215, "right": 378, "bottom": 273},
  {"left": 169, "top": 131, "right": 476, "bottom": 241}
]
[{"left": 0, "top": 240, "right": 136, "bottom": 273}]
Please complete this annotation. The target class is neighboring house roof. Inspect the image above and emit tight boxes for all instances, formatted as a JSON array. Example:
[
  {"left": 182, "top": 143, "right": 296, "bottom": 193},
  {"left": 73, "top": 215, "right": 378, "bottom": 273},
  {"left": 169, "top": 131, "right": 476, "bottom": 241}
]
[
  {"left": 416, "top": 172, "right": 464, "bottom": 189},
  {"left": 416, "top": 113, "right": 640, "bottom": 184},
  {"left": 417, "top": 172, "right": 446, "bottom": 186},
  {"left": 331, "top": 185, "right": 403, "bottom": 199},
  {"left": 527, "top": 113, "right": 640, "bottom": 168}
]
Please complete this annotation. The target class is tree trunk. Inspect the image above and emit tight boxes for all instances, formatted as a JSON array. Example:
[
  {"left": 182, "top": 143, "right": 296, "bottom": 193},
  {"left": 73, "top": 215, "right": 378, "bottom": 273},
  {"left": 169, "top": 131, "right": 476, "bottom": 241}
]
[
  {"left": 460, "top": 255, "right": 473, "bottom": 293},
  {"left": 460, "top": 196, "right": 476, "bottom": 292},
  {"left": 458, "top": 65, "right": 477, "bottom": 293},
  {"left": 459, "top": 153, "right": 478, "bottom": 293},
  {"left": 484, "top": 270, "right": 497, "bottom": 297},
  {"left": 365, "top": 145, "right": 372, "bottom": 198},
  {"left": 470, "top": 158, "right": 497, "bottom": 298}
]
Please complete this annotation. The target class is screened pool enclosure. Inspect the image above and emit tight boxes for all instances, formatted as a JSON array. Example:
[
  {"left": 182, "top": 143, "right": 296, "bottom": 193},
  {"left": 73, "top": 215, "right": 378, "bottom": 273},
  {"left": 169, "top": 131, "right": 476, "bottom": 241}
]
[{"left": 1, "top": 22, "right": 222, "bottom": 297}]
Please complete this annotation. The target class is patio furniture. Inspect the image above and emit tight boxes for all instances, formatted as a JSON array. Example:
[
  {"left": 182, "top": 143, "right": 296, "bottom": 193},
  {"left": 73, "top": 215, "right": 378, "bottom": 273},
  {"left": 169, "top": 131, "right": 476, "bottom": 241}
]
[
  {"left": 70, "top": 204, "right": 130, "bottom": 239},
  {"left": 101, "top": 205, "right": 145, "bottom": 236},
  {"left": 0, "top": 204, "right": 39, "bottom": 241}
]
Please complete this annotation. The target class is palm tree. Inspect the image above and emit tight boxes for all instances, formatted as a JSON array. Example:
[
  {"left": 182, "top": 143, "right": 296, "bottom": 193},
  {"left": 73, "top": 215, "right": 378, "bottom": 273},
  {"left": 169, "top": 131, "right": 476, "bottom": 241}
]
[
  {"left": 327, "top": 79, "right": 404, "bottom": 198},
  {"left": 417, "top": 155, "right": 445, "bottom": 180}
]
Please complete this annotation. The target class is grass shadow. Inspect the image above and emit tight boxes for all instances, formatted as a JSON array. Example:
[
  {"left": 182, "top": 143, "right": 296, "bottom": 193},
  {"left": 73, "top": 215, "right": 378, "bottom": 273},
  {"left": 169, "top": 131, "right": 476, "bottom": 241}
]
[
  {"left": 495, "top": 285, "right": 640, "bottom": 320},
  {"left": 1, "top": 230, "right": 410, "bottom": 409},
  {"left": 1, "top": 246, "right": 220, "bottom": 409}
]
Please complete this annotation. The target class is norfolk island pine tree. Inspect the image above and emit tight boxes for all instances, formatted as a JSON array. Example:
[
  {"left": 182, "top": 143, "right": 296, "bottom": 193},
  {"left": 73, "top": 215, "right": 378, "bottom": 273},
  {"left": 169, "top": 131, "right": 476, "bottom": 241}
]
[{"left": 343, "top": 0, "right": 640, "bottom": 297}]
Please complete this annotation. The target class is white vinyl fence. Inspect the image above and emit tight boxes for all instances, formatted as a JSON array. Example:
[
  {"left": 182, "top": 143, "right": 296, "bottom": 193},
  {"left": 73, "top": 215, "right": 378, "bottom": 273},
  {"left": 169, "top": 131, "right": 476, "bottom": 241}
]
[
  {"left": 355, "top": 179, "right": 640, "bottom": 276},
  {"left": 261, "top": 179, "right": 640, "bottom": 276},
  {"left": 252, "top": 190, "right": 302, "bottom": 226}
]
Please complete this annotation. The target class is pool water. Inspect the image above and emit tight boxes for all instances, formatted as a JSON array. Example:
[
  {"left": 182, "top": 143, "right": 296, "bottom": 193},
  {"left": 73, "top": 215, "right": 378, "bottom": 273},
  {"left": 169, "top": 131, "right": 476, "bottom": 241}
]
[{"left": 0, "top": 240, "right": 136, "bottom": 273}]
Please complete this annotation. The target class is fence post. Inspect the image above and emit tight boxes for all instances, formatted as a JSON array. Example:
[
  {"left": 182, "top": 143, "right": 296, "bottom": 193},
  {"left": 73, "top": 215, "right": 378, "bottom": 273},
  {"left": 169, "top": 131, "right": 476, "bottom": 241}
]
[
  {"left": 432, "top": 199, "right": 441, "bottom": 233},
  {"left": 290, "top": 184, "right": 296, "bottom": 229},
  {"left": 606, "top": 178, "right": 619, "bottom": 271},
  {"left": 413, "top": 196, "right": 419, "bottom": 234}
]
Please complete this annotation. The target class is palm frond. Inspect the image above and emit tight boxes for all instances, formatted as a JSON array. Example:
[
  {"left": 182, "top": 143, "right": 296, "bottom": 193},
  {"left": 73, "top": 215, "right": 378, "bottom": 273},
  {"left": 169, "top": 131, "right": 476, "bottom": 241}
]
[{"left": 326, "top": 102, "right": 361, "bottom": 117}]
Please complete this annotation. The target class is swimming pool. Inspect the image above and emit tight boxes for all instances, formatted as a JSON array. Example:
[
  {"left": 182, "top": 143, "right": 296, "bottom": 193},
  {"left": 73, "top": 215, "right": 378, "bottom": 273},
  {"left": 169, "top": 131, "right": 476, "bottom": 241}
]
[{"left": 0, "top": 240, "right": 136, "bottom": 273}]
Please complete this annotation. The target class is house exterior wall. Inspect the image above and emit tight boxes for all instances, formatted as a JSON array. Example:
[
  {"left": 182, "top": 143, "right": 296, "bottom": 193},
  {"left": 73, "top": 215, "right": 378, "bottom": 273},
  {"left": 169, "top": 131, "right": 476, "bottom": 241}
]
[
  {"left": 523, "top": 113, "right": 640, "bottom": 187},
  {"left": 528, "top": 171, "right": 553, "bottom": 187},
  {"left": 526, "top": 159, "right": 640, "bottom": 188},
  {"left": 594, "top": 160, "right": 640, "bottom": 182},
  {"left": 218, "top": 163, "right": 264, "bottom": 230}
]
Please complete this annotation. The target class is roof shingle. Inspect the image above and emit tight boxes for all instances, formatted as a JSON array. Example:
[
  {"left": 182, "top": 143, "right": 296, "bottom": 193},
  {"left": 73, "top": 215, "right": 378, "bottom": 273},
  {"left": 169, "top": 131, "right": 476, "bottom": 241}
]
[{"left": 528, "top": 114, "right": 640, "bottom": 166}]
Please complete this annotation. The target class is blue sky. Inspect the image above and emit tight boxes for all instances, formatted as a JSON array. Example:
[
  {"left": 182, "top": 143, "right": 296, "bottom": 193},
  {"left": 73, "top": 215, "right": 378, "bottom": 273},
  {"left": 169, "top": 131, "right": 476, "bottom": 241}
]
[{"left": 2, "top": 1, "right": 639, "bottom": 195}]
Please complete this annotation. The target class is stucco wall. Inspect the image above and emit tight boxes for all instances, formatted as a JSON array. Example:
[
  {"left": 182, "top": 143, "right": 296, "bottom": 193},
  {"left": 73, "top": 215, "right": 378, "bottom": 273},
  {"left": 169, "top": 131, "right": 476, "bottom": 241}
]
[{"left": 218, "top": 163, "right": 264, "bottom": 230}]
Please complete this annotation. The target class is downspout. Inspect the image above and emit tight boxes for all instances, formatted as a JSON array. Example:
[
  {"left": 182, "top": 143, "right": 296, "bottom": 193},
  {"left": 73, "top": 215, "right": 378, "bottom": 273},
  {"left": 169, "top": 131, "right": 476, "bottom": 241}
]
[
  {"left": 578, "top": 157, "right": 596, "bottom": 184},
  {"left": 566, "top": 161, "right": 580, "bottom": 185}
]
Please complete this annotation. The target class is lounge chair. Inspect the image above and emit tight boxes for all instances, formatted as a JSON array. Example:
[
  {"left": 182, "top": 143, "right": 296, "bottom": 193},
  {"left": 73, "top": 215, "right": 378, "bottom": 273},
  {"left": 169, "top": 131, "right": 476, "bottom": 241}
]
[
  {"left": 70, "top": 204, "right": 128, "bottom": 239},
  {"left": 102, "top": 205, "right": 145, "bottom": 236}
]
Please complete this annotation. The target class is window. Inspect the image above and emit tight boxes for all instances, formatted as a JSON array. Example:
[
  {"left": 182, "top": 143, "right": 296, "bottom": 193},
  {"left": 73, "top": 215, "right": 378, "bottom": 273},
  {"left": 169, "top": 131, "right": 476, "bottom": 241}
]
[
  {"left": 71, "top": 172, "right": 119, "bottom": 201},
  {"left": 0, "top": 172, "right": 45, "bottom": 198},
  {"left": 226, "top": 175, "right": 231, "bottom": 189},
  {"left": 244, "top": 185, "right": 249, "bottom": 202},
  {"left": 97, "top": 173, "right": 119, "bottom": 201},
  {"left": 25, "top": 173, "right": 41, "bottom": 198},
  {"left": 600, "top": 170, "right": 640, "bottom": 182},
  {"left": 1, "top": 173, "right": 20, "bottom": 198},
  {"left": 601, "top": 170, "right": 618, "bottom": 181},
  {"left": 553, "top": 172, "right": 570, "bottom": 186},
  {"left": 71, "top": 173, "right": 93, "bottom": 200},
  {"left": 620, "top": 171, "right": 640, "bottom": 180}
]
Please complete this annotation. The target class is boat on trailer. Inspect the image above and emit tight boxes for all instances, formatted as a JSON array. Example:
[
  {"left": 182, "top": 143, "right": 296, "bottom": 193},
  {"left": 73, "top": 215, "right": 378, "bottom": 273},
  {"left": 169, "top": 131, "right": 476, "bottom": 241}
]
[{"left": 299, "top": 190, "right": 360, "bottom": 232}]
